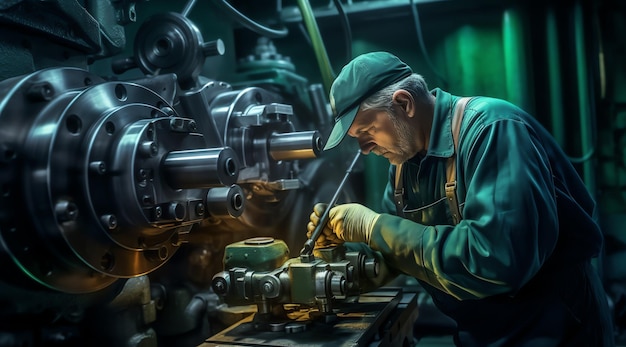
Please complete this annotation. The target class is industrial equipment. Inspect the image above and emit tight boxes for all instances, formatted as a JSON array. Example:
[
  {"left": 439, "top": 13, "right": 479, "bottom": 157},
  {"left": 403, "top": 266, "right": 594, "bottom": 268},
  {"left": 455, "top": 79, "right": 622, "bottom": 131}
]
[
  {"left": 212, "top": 238, "right": 380, "bottom": 319},
  {"left": 0, "top": 1, "right": 419, "bottom": 346},
  {"left": 206, "top": 288, "right": 418, "bottom": 347},
  {"left": 207, "top": 236, "right": 417, "bottom": 347},
  {"left": 204, "top": 150, "right": 417, "bottom": 346}
]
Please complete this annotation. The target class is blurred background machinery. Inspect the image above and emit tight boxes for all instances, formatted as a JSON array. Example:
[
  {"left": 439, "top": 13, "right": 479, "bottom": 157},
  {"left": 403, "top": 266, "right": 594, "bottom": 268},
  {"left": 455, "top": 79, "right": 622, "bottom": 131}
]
[{"left": 0, "top": 0, "right": 625, "bottom": 346}]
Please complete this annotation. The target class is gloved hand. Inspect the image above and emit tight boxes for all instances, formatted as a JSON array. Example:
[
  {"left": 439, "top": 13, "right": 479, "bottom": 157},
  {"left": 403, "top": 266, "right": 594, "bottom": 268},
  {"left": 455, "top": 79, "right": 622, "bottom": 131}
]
[{"left": 306, "top": 203, "right": 381, "bottom": 247}]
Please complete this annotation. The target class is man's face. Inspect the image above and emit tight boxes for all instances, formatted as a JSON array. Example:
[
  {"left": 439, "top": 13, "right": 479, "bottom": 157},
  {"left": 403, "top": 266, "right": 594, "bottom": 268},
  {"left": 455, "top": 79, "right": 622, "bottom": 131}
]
[{"left": 347, "top": 106, "right": 417, "bottom": 165}]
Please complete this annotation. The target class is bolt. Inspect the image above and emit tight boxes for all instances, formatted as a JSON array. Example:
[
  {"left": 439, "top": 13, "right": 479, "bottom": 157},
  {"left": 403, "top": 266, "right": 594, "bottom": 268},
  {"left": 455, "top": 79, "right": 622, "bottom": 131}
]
[
  {"left": 139, "top": 141, "right": 158, "bottom": 157},
  {"left": 101, "top": 214, "right": 118, "bottom": 230},
  {"left": 142, "top": 194, "right": 154, "bottom": 205},
  {"left": 154, "top": 206, "right": 162, "bottom": 219},
  {"left": 187, "top": 120, "right": 197, "bottom": 132},
  {"left": 55, "top": 200, "right": 78, "bottom": 222},
  {"left": 0, "top": 144, "right": 16, "bottom": 163},
  {"left": 161, "top": 106, "right": 175, "bottom": 116},
  {"left": 195, "top": 203, "right": 205, "bottom": 216},
  {"left": 169, "top": 118, "right": 184, "bottom": 131},
  {"left": 262, "top": 281, "right": 274, "bottom": 294},
  {"left": 89, "top": 161, "right": 107, "bottom": 175},
  {"left": 26, "top": 82, "right": 54, "bottom": 101},
  {"left": 213, "top": 278, "right": 227, "bottom": 294},
  {"left": 101, "top": 252, "right": 114, "bottom": 271},
  {"left": 146, "top": 125, "right": 155, "bottom": 140}
]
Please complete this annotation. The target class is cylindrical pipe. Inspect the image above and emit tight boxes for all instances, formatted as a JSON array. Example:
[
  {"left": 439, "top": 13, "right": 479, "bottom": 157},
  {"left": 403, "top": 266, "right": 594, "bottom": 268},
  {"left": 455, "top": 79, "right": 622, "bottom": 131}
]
[
  {"left": 206, "top": 184, "right": 245, "bottom": 218},
  {"left": 573, "top": 0, "right": 596, "bottom": 195},
  {"left": 268, "top": 130, "right": 322, "bottom": 161},
  {"left": 502, "top": 7, "right": 529, "bottom": 110},
  {"left": 162, "top": 147, "right": 239, "bottom": 189},
  {"left": 308, "top": 83, "right": 332, "bottom": 127},
  {"left": 296, "top": 0, "right": 335, "bottom": 95},
  {"left": 546, "top": 6, "right": 565, "bottom": 147},
  {"left": 181, "top": 0, "right": 197, "bottom": 17}
]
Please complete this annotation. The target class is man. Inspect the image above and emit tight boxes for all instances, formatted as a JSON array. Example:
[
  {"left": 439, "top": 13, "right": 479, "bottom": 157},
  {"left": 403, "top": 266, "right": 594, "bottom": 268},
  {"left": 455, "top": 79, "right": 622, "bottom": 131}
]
[{"left": 307, "top": 51, "right": 615, "bottom": 346}]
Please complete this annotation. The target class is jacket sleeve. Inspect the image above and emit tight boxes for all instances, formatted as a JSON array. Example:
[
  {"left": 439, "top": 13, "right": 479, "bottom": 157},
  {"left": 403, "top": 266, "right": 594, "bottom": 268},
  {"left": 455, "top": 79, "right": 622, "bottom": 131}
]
[{"left": 369, "top": 118, "right": 559, "bottom": 300}]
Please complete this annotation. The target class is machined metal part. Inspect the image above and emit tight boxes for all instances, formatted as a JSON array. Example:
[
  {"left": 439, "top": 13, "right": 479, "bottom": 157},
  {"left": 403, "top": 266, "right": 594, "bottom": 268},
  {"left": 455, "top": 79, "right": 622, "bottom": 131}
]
[
  {"left": 210, "top": 89, "right": 319, "bottom": 182},
  {"left": 212, "top": 239, "right": 380, "bottom": 318},
  {"left": 206, "top": 185, "right": 246, "bottom": 218},
  {"left": 268, "top": 130, "right": 322, "bottom": 161},
  {"left": 202, "top": 86, "right": 325, "bottom": 232},
  {"left": 162, "top": 147, "right": 240, "bottom": 189},
  {"left": 131, "top": 12, "right": 224, "bottom": 89}
]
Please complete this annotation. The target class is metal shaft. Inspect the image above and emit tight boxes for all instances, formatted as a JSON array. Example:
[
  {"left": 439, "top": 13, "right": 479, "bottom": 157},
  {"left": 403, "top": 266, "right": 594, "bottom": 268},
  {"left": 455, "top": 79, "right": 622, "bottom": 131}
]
[
  {"left": 268, "top": 130, "right": 322, "bottom": 161},
  {"left": 300, "top": 151, "right": 361, "bottom": 257},
  {"left": 162, "top": 147, "right": 240, "bottom": 189}
]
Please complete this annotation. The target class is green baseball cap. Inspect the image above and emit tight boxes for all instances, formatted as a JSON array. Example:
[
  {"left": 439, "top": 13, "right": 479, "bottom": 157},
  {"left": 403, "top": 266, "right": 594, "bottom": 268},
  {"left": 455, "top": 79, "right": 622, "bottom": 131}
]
[{"left": 324, "top": 51, "right": 413, "bottom": 150}]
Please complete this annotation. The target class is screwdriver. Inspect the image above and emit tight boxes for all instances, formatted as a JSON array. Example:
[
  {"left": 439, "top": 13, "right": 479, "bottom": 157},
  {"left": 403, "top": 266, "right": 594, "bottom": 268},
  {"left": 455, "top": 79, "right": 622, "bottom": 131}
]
[{"left": 300, "top": 151, "right": 361, "bottom": 258}]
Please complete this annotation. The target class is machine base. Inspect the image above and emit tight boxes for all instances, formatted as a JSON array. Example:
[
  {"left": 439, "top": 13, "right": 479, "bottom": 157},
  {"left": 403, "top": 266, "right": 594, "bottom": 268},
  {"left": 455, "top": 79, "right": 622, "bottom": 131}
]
[{"left": 200, "top": 287, "right": 418, "bottom": 347}]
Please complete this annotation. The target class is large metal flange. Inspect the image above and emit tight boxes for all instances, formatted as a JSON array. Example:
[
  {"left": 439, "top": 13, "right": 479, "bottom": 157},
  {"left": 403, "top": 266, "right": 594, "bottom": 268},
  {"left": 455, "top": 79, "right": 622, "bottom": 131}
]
[
  {"left": 0, "top": 67, "right": 217, "bottom": 293},
  {"left": 0, "top": 68, "right": 115, "bottom": 293}
]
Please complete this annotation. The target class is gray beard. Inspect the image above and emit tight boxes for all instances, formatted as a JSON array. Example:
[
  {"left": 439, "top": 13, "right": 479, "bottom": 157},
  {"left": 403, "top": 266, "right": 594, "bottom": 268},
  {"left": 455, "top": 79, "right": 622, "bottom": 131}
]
[{"left": 387, "top": 111, "right": 417, "bottom": 165}]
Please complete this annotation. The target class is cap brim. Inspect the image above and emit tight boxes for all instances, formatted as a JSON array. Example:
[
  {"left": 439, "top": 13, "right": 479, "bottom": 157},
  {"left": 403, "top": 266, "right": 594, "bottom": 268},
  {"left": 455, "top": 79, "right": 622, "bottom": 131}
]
[{"left": 323, "top": 105, "right": 359, "bottom": 150}]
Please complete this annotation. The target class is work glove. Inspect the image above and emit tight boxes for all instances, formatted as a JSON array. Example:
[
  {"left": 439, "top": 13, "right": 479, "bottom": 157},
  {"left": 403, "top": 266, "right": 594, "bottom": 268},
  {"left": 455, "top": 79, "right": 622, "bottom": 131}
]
[{"left": 306, "top": 203, "right": 381, "bottom": 247}]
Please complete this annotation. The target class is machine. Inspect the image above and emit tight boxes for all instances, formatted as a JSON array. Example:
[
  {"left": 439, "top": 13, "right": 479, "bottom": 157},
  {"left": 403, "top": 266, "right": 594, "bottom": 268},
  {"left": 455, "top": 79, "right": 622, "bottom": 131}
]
[{"left": 0, "top": 1, "right": 419, "bottom": 346}]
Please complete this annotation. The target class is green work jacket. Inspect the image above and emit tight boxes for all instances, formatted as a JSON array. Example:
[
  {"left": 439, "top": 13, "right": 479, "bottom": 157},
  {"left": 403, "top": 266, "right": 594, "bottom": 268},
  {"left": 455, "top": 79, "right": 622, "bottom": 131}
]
[{"left": 372, "top": 88, "right": 611, "bottom": 346}]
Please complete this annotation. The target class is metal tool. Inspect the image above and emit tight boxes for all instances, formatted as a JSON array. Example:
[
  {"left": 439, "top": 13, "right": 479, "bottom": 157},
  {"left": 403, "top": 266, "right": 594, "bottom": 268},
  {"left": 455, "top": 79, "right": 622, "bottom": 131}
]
[{"left": 300, "top": 151, "right": 361, "bottom": 258}]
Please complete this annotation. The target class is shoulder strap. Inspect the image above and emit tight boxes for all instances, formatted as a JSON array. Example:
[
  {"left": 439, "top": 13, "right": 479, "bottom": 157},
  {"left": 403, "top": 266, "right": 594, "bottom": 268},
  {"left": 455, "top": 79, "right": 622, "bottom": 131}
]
[
  {"left": 445, "top": 97, "right": 471, "bottom": 225},
  {"left": 393, "top": 97, "right": 471, "bottom": 222},
  {"left": 393, "top": 162, "right": 405, "bottom": 215}
]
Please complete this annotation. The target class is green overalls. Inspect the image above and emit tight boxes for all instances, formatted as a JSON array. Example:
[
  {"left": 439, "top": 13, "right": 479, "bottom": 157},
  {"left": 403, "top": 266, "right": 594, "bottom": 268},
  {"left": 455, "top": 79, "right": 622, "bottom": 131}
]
[{"left": 368, "top": 88, "right": 614, "bottom": 346}]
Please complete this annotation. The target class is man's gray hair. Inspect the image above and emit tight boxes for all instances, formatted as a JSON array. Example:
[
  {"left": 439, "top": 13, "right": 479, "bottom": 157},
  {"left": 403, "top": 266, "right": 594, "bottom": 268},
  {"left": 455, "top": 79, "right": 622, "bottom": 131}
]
[{"left": 360, "top": 73, "right": 430, "bottom": 112}]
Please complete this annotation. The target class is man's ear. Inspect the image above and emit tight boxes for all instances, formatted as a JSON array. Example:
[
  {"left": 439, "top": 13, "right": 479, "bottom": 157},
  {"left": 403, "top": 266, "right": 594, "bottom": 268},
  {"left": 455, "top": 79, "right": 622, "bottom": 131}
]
[{"left": 392, "top": 90, "right": 415, "bottom": 118}]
